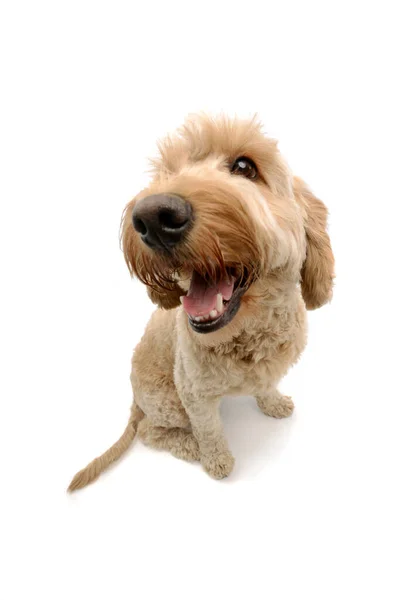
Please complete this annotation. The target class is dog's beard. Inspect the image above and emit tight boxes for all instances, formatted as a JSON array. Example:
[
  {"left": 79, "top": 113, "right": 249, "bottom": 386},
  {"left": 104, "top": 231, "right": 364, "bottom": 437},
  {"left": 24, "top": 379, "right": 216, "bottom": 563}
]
[
  {"left": 136, "top": 251, "right": 255, "bottom": 333},
  {"left": 126, "top": 218, "right": 261, "bottom": 333}
]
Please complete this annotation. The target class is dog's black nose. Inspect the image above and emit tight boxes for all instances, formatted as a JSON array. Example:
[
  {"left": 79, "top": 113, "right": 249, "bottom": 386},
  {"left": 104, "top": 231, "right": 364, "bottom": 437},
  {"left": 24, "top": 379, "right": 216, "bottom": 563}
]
[{"left": 132, "top": 194, "right": 193, "bottom": 250}]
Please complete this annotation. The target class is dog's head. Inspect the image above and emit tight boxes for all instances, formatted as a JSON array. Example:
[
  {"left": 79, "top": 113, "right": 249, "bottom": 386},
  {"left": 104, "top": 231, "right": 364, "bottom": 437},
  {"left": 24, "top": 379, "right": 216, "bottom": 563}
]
[{"left": 122, "top": 115, "right": 334, "bottom": 334}]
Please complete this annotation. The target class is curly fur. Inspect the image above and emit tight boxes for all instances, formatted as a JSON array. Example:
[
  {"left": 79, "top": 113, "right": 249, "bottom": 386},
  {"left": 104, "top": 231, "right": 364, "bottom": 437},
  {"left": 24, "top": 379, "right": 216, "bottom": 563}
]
[{"left": 68, "top": 113, "right": 334, "bottom": 490}]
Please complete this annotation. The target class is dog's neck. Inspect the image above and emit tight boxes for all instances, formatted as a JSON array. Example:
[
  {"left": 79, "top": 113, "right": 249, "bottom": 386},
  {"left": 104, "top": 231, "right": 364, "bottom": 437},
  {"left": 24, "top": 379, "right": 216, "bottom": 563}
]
[{"left": 181, "top": 274, "right": 303, "bottom": 353}]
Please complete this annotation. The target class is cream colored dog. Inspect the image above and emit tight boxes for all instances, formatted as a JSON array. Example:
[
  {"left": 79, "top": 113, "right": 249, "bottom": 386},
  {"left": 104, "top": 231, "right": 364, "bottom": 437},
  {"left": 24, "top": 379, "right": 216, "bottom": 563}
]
[{"left": 68, "top": 114, "right": 334, "bottom": 491}]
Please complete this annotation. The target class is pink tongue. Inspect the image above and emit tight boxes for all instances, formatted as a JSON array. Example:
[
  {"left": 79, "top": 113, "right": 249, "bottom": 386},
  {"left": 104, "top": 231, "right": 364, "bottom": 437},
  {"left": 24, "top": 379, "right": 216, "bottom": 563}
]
[{"left": 182, "top": 271, "right": 234, "bottom": 317}]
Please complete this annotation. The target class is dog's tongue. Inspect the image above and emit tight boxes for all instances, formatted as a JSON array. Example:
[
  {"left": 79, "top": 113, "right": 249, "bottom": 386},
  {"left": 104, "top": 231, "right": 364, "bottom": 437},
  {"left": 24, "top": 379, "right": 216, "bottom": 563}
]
[{"left": 182, "top": 271, "right": 234, "bottom": 317}]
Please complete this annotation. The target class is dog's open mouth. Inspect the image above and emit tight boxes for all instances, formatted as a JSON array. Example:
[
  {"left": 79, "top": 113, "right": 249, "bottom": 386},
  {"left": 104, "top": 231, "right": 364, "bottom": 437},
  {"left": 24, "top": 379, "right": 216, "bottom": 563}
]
[{"left": 180, "top": 269, "right": 247, "bottom": 333}]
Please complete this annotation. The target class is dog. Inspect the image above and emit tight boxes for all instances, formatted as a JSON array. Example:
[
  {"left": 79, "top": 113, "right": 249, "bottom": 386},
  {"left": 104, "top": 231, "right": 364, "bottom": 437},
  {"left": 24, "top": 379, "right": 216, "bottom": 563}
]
[{"left": 68, "top": 114, "right": 334, "bottom": 491}]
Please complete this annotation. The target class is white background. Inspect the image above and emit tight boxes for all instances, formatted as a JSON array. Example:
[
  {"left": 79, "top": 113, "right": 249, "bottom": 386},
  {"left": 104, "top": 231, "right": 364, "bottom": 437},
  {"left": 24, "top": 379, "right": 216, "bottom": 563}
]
[{"left": 1, "top": 1, "right": 405, "bottom": 598}]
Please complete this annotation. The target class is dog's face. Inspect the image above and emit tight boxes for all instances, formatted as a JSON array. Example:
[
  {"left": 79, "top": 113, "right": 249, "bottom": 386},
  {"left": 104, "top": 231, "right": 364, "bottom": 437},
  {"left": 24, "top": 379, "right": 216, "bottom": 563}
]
[{"left": 122, "top": 115, "right": 334, "bottom": 334}]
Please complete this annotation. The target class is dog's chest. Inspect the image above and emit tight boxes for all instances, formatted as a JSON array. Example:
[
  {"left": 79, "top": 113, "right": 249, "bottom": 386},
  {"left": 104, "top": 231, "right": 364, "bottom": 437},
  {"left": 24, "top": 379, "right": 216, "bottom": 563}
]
[
  {"left": 204, "top": 344, "right": 269, "bottom": 395},
  {"left": 178, "top": 327, "right": 300, "bottom": 398},
  {"left": 176, "top": 299, "right": 307, "bottom": 398}
]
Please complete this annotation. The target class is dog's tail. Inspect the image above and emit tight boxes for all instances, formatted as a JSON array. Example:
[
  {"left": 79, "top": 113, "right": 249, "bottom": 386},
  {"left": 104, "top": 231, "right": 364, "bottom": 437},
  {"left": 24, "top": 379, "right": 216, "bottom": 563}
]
[{"left": 67, "top": 405, "right": 144, "bottom": 492}]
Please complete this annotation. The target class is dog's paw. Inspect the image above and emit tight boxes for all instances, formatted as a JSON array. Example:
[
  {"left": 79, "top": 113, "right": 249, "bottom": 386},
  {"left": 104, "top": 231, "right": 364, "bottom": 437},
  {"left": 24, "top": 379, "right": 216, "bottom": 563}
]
[
  {"left": 202, "top": 451, "right": 235, "bottom": 480},
  {"left": 257, "top": 394, "right": 294, "bottom": 418}
]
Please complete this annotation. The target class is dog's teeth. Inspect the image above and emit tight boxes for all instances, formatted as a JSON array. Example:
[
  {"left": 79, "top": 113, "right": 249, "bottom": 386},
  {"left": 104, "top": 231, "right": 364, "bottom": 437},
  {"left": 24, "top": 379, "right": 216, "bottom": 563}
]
[
  {"left": 216, "top": 293, "right": 223, "bottom": 313},
  {"left": 180, "top": 296, "right": 185, "bottom": 305},
  {"left": 193, "top": 309, "right": 220, "bottom": 324}
]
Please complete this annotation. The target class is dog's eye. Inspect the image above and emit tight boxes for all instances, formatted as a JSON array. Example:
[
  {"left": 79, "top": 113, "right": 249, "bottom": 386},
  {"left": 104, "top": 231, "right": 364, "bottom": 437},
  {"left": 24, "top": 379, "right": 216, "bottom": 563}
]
[{"left": 230, "top": 157, "right": 258, "bottom": 180}]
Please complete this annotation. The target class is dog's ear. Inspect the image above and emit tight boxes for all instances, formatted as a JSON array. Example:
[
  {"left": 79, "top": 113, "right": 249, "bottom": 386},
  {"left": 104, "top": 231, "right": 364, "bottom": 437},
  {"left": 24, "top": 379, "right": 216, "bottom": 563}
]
[
  {"left": 294, "top": 177, "right": 335, "bottom": 310},
  {"left": 146, "top": 283, "right": 183, "bottom": 310}
]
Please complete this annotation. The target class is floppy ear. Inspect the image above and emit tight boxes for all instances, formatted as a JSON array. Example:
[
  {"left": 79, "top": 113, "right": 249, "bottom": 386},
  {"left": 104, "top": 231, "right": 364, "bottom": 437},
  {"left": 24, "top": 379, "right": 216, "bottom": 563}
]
[
  {"left": 294, "top": 177, "right": 335, "bottom": 310},
  {"left": 146, "top": 283, "right": 183, "bottom": 310}
]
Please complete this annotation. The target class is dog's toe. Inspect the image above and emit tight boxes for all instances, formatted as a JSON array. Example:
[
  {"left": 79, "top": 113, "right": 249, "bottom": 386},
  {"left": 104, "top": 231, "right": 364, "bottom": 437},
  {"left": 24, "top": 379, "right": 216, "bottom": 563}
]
[
  {"left": 202, "top": 451, "right": 235, "bottom": 480},
  {"left": 257, "top": 394, "right": 294, "bottom": 418}
]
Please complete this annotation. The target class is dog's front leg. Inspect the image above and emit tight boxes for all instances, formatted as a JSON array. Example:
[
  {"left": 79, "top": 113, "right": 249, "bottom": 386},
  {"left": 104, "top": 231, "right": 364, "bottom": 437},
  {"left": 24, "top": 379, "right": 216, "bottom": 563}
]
[{"left": 182, "top": 395, "right": 234, "bottom": 480}]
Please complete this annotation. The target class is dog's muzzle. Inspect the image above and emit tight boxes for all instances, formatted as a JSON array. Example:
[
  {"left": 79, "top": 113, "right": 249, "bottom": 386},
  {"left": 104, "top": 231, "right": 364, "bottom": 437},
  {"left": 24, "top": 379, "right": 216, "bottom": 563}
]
[{"left": 132, "top": 194, "right": 193, "bottom": 251}]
